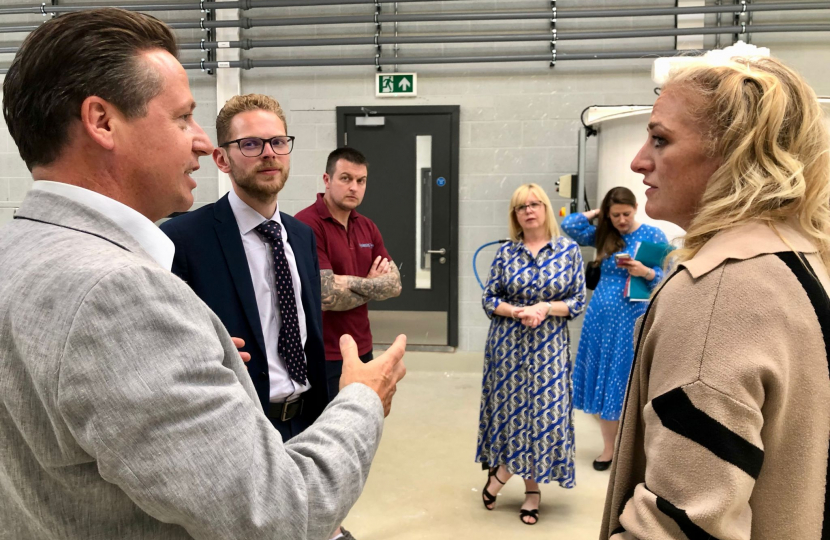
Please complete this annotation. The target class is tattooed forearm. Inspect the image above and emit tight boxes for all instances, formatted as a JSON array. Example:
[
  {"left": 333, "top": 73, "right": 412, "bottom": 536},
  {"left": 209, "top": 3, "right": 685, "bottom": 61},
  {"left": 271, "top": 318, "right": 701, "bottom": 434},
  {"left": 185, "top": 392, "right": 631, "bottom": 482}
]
[
  {"left": 320, "top": 269, "right": 370, "bottom": 311},
  {"left": 345, "top": 264, "right": 402, "bottom": 301}
]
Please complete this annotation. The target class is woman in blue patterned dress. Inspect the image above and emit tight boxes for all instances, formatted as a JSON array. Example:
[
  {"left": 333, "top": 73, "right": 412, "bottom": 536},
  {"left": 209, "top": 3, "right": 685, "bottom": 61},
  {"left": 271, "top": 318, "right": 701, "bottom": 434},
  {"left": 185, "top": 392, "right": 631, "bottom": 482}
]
[
  {"left": 476, "top": 184, "right": 586, "bottom": 525},
  {"left": 561, "top": 187, "right": 667, "bottom": 471}
]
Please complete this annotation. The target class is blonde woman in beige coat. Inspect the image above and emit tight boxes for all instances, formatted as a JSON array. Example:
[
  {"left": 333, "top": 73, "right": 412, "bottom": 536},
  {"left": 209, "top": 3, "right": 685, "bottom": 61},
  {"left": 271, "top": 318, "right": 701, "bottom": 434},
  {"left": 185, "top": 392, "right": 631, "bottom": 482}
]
[{"left": 602, "top": 57, "right": 830, "bottom": 540}]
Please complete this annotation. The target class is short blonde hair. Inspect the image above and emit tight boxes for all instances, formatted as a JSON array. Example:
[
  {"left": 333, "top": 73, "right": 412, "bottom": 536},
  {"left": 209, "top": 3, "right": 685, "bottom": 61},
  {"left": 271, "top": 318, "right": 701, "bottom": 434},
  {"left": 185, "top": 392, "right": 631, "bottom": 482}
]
[
  {"left": 507, "top": 183, "right": 561, "bottom": 242},
  {"left": 216, "top": 93, "right": 287, "bottom": 145},
  {"left": 663, "top": 57, "right": 830, "bottom": 267}
]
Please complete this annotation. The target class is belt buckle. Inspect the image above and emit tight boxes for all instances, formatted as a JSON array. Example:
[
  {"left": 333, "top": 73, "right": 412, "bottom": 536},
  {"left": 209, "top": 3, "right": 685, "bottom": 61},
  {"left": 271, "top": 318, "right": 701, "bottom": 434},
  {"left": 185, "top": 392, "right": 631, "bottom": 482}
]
[{"left": 281, "top": 398, "right": 302, "bottom": 422}]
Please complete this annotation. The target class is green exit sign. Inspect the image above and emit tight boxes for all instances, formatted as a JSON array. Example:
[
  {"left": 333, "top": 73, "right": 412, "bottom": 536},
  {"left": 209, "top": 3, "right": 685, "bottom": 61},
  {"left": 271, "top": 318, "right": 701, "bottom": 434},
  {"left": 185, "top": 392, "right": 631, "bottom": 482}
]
[{"left": 376, "top": 73, "right": 417, "bottom": 97}]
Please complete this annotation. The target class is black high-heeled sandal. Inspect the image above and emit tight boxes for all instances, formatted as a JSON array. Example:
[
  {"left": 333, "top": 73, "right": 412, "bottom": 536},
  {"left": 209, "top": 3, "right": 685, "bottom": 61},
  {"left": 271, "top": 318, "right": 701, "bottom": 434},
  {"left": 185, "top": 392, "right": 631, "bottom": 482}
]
[
  {"left": 519, "top": 490, "right": 541, "bottom": 525},
  {"left": 481, "top": 467, "right": 506, "bottom": 510}
]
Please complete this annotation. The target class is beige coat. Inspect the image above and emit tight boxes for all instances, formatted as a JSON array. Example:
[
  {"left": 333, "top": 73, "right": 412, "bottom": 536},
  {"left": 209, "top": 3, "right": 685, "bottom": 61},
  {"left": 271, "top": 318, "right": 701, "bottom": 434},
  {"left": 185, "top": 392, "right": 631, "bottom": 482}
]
[{"left": 601, "top": 221, "right": 830, "bottom": 540}]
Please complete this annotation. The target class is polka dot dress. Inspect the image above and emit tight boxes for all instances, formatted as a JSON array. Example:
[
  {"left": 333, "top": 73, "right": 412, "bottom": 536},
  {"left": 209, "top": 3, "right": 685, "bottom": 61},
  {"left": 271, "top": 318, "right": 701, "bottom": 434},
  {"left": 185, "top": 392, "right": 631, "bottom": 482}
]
[{"left": 561, "top": 213, "right": 668, "bottom": 421}]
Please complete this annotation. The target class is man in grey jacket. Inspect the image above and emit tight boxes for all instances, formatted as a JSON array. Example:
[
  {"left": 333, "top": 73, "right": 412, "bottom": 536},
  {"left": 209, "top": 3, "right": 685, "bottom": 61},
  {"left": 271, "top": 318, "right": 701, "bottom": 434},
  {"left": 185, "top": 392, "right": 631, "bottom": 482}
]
[{"left": 0, "top": 8, "right": 406, "bottom": 540}]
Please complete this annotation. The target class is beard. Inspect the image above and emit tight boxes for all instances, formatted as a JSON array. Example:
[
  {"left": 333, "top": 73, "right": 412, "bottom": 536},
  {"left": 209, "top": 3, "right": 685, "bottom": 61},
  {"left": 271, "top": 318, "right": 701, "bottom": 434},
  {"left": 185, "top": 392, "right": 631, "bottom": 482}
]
[{"left": 229, "top": 157, "right": 290, "bottom": 203}]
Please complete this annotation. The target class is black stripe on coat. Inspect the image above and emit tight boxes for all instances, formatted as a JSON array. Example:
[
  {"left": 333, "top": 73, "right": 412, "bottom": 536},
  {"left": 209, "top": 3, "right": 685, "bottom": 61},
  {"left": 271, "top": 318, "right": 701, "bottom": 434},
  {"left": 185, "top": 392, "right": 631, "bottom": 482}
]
[
  {"left": 652, "top": 387, "right": 764, "bottom": 479},
  {"left": 775, "top": 252, "right": 830, "bottom": 367},
  {"left": 774, "top": 251, "right": 830, "bottom": 540},
  {"left": 611, "top": 488, "right": 635, "bottom": 537},
  {"left": 617, "top": 488, "right": 635, "bottom": 523},
  {"left": 655, "top": 495, "right": 722, "bottom": 540}
]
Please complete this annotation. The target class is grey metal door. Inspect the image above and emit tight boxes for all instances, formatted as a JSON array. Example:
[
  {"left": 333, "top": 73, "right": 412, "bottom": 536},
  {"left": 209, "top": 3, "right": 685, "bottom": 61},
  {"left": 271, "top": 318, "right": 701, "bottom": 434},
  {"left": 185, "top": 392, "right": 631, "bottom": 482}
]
[{"left": 337, "top": 105, "right": 459, "bottom": 348}]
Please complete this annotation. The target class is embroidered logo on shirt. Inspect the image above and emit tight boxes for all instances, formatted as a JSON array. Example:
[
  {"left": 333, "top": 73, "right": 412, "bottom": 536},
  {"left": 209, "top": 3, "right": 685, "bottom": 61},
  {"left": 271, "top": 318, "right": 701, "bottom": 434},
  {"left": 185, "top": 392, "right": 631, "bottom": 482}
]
[{"left": 359, "top": 243, "right": 374, "bottom": 248}]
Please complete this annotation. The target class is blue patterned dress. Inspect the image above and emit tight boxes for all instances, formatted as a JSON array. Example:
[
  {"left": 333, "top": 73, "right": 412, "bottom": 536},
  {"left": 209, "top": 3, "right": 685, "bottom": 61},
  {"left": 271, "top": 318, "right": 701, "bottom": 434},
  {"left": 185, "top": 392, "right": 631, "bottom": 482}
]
[
  {"left": 561, "top": 213, "right": 668, "bottom": 421},
  {"left": 476, "top": 236, "right": 586, "bottom": 486}
]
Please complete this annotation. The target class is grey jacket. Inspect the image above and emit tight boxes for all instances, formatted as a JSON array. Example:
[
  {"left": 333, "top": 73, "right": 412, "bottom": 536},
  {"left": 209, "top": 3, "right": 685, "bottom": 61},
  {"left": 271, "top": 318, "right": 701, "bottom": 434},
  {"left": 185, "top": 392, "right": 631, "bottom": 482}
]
[{"left": 0, "top": 189, "right": 384, "bottom": 539}]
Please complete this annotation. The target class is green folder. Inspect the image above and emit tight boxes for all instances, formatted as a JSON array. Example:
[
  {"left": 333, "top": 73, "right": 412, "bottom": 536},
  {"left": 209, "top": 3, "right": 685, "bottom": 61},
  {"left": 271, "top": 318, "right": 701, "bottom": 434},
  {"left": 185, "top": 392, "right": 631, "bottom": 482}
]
[{"left": 626, "top": 241, "right": 674, "bottom": 302}]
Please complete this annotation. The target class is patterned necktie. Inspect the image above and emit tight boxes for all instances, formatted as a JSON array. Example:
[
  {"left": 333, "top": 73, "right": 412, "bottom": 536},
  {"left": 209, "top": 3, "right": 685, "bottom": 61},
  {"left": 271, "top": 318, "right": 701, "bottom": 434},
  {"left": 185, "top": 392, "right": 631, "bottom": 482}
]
[{"left": 254, "top": 220, "right": 307, "bottom": 385}]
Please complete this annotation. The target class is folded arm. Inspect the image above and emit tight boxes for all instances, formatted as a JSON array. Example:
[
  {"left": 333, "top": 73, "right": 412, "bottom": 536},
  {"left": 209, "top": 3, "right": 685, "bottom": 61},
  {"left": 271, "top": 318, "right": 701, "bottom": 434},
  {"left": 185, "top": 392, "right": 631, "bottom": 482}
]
[
  {"left": 321, "top": 269, "right": 370, "bottom": 311},
  {"left": 321, "top": 264, "right": 402, "bottom": 312},
  {"left": 343, "top": 263, "right": 402, "bottom": 300}
]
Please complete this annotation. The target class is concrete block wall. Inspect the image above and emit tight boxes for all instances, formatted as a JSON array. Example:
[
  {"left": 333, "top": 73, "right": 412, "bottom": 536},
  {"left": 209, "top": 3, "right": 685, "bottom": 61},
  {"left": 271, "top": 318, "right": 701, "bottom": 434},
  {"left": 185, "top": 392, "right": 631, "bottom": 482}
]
[
  {"left": 1, "top": 1, "right": 829, "bottom": 351},
  {"left": 237, "top": 0, "right": 674, "bottom": 351}
]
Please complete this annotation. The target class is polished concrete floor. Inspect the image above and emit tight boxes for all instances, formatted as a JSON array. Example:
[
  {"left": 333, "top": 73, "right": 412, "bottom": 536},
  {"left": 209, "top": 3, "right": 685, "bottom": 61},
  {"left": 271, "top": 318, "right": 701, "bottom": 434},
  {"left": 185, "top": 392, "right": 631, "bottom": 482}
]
[{"left": 343, "top": 351, "right": 609, "bottom": 540}]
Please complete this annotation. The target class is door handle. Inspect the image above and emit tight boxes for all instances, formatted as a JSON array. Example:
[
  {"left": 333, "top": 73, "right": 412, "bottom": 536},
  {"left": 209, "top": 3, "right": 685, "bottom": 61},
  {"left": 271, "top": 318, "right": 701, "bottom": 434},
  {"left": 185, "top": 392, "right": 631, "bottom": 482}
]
[{"left": 426, "top": 248, "right": 447, "bottom": 255}]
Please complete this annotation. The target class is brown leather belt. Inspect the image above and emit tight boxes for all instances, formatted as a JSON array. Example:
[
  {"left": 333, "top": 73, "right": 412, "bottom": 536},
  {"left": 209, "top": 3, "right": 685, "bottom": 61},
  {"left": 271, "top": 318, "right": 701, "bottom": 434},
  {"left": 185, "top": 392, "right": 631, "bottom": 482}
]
[{"left": 267, "top": 398, "right": 303, "bottom": 422}]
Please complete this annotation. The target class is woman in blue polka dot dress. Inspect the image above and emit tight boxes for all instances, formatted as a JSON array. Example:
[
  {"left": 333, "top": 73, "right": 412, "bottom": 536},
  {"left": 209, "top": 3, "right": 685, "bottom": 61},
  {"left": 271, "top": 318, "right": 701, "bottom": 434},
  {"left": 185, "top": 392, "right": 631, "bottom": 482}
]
[{"left": 561, "top": 187, "right": 667, "bottom": 471}]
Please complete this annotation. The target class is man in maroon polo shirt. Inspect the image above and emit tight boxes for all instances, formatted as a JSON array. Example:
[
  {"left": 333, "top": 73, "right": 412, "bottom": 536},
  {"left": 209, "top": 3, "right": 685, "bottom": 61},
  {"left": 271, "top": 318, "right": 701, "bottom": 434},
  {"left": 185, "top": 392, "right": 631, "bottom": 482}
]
[{"left": 295, "top": 147, "right": 402, "bottom": 401}]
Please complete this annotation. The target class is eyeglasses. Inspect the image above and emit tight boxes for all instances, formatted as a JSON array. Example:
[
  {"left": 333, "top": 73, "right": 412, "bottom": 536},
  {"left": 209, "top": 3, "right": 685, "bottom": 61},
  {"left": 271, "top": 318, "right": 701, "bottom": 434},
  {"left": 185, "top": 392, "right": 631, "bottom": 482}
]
[
  {"left": 220, "top": 136, "right": 295, "bottom": 157},
  {"left": 514, "top": 201, "right": 545, "bottom": 214}
]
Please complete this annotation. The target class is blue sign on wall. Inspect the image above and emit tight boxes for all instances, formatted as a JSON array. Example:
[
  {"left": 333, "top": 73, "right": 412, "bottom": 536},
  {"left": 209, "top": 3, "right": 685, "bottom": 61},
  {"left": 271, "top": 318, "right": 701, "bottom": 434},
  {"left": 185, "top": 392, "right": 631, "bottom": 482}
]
[{"left": 436, "top": 177, "right": 446, "bottom": 187}]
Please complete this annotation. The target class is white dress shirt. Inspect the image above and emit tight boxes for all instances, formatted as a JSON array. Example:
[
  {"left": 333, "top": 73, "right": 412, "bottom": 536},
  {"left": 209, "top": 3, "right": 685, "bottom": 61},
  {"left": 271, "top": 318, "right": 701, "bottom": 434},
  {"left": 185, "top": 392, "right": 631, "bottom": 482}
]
[
  {"left": 228, "top": 189, "right": 311, "bottom": 402},
  {"left": 31, "top": 181, "right": 175, "bottom": 270}
]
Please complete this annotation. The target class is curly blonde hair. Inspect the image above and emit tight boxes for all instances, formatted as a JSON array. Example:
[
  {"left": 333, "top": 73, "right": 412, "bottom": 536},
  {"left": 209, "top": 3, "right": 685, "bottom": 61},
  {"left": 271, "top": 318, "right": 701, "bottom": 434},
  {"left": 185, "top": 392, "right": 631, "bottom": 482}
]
[
  {"left": 664, "top": 57, "right": 830, "bottom": 267},
  {"left": 508, "top": 183, "right": 561, "bottom": 242}
]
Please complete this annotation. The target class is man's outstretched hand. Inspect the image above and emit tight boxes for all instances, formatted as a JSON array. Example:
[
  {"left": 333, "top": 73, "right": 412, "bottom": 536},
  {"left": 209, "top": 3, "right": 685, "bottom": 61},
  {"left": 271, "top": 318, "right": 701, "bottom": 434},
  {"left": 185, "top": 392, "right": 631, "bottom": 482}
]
[{"left": 339, "top": 334, "right": 407, "bottom": 417}]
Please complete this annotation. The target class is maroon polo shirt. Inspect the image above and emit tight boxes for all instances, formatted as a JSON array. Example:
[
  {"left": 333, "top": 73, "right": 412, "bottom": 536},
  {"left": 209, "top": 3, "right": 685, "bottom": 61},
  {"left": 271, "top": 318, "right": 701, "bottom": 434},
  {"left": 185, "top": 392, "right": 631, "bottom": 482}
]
[{"left": 295, "top": 193, "right": 391, "bottom": 360}]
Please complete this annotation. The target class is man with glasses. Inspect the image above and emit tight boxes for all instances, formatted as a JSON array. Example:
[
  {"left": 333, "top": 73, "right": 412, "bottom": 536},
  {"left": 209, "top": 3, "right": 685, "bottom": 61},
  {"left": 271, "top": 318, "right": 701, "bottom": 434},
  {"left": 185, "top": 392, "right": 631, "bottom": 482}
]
[{"left": 161, "top": 94, "right": 330, "bottom": 441}]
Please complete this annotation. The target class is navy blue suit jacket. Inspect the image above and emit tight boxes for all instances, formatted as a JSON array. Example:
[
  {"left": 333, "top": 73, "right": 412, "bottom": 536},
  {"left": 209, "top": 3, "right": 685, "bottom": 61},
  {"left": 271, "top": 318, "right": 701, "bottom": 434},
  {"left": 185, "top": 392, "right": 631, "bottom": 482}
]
[{"left": 160, "top": 194, "right": 330, "bottom": 425}]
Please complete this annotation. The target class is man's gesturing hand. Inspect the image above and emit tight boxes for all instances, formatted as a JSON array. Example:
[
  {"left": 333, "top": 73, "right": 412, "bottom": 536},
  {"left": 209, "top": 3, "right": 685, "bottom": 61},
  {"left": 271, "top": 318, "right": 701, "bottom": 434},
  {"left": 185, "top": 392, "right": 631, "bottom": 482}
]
[{"left": 339, "top": 333, "right": 407, "bottom": 417}]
